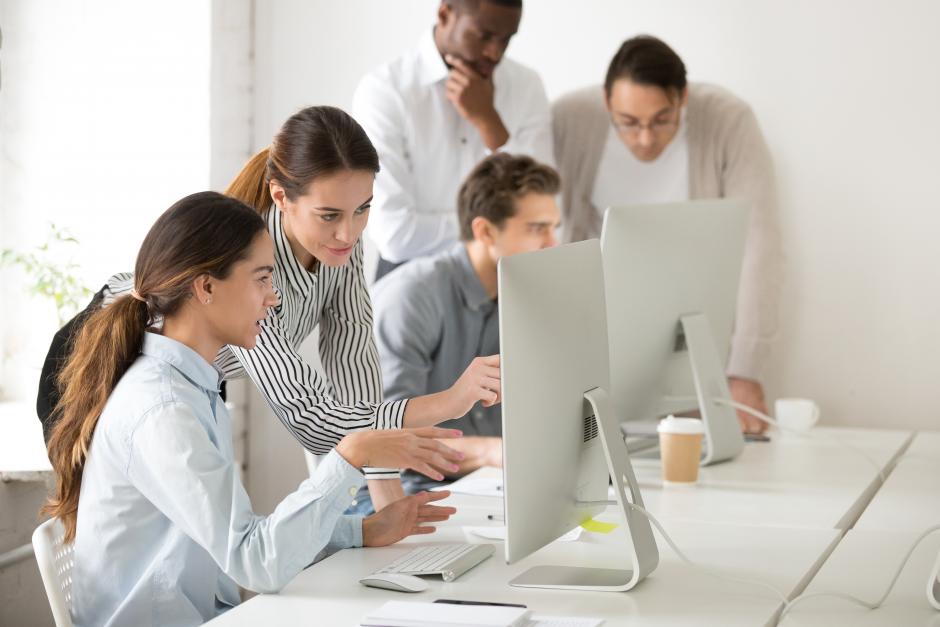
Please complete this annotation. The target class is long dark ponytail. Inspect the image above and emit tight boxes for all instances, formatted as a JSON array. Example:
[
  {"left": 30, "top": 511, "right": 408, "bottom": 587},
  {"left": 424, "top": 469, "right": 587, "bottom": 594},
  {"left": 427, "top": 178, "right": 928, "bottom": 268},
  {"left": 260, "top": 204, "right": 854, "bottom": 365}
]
[{"left": 43, "top": 191, "right": 266, "bottom": 543}]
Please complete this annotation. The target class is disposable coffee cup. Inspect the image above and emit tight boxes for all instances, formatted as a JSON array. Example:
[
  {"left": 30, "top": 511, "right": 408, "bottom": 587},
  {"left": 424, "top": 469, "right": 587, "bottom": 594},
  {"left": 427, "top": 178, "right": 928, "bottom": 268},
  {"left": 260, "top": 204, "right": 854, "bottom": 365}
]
[
  {"left": 774, "top": 398, "right": 820, "bottom": 433},
  {"left": 657, "top": 415, "right": 705, "bottom": 484}
]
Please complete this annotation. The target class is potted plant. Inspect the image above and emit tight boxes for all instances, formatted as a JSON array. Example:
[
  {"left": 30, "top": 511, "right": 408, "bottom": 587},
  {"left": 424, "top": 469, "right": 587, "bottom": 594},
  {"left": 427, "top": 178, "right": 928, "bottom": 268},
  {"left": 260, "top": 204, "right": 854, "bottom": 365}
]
[{"left": 0, "top": 223, "right": 92, "bottom": 401}]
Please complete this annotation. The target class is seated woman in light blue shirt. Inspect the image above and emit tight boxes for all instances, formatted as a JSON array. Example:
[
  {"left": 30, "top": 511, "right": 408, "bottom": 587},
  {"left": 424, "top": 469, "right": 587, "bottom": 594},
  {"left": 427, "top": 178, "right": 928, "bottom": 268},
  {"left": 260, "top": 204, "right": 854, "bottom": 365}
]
[{"left": 41, "top": 192, "right": 463, "bottom": 627}]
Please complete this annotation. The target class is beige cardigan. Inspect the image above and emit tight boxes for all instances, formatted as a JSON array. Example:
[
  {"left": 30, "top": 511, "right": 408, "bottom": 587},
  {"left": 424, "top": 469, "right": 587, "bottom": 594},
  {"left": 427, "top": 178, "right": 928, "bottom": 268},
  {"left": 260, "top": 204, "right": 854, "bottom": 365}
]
[{"left": 552, "top": 83, "right": 782, "bottom": 381}]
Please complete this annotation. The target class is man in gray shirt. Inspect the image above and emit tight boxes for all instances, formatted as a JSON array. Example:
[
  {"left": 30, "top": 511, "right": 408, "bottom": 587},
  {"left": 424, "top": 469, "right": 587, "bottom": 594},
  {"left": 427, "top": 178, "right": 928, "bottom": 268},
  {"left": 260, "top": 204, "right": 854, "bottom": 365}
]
[{"left": 364, "top": 153, "right": 561, "bottom": 506}]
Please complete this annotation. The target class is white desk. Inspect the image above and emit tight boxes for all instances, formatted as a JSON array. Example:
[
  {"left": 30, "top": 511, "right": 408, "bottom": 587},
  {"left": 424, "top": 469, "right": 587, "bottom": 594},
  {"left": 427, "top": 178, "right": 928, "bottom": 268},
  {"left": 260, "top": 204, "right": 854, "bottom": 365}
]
[
  {"left": 444, "top": 427, "right": 913, "bottom": 531},
  {"left": 779, "top": 529, "right": 940, "bottom": 627},
  {"left": 205, "top": 426, "right": 931, "bottom": 626},
  {"left": 900, "top": 432, "right": 940, "bottom": 465},
  {"left": 631, "top": 427, "right": 912, "bottom": 530},
  {"left": 207, "top": 509, "right": 839, "bottom": 627},
  {"left": 854, "top": 431, "right": 940, "bottom": 533}
]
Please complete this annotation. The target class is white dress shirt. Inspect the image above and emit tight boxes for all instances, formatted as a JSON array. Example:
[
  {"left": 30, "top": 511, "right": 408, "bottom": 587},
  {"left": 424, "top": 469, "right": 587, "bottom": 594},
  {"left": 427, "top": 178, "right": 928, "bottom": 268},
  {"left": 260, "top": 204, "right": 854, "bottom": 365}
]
[
  {"left": 71, "top": 332, "right": 365, "bottom": 627},
  {"left": 353, "top": 28, "right": 553, "bottom": 263},
  {"left": 591, "top": 116, "right": 690, "bottom": 216}
]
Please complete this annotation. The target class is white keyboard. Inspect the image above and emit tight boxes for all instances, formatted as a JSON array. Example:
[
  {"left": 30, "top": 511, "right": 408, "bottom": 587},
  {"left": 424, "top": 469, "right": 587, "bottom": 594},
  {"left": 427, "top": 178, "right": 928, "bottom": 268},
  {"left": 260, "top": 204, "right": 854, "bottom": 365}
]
[{"left": 372, "top": 543, "right": 495, "bottom": 582}]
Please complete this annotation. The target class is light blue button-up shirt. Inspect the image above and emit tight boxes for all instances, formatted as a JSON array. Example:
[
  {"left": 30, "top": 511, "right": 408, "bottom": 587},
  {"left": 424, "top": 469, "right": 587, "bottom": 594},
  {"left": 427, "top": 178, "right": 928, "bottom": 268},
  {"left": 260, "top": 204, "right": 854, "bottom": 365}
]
[{"left": 71, "top": 332, "right": 365, "bottom": 627}]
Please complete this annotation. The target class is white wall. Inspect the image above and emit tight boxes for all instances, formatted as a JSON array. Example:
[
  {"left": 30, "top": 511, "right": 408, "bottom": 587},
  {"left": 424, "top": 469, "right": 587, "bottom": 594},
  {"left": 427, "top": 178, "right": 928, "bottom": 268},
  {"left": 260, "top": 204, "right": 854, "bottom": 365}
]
[
  {"left": 0, "top": 0, "right": 212, "bottom": 401},
  {"left": 0, "top": 3, "right": 218, "bottom": 624},
  {"left": 253, "top": 0, "right": 940, "bottom": 437}
]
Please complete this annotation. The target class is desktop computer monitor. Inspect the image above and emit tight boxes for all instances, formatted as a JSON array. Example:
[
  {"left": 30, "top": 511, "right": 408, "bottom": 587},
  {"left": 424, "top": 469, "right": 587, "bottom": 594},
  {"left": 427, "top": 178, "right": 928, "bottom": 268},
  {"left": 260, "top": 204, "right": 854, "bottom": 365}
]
[
  {"left": 600, "top": 199, "right": 750, "bottom": 465},
  {"left": 499, "top": 239, "right": 659, "bottom": 591}
]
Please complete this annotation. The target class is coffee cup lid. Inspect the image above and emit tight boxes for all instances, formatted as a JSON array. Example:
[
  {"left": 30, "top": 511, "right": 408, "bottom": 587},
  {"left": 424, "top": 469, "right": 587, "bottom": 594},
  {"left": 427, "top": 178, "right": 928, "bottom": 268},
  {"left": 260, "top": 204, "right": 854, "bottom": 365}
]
[{"left": 657, "top": 415, "right": 706, "bottom": 435}]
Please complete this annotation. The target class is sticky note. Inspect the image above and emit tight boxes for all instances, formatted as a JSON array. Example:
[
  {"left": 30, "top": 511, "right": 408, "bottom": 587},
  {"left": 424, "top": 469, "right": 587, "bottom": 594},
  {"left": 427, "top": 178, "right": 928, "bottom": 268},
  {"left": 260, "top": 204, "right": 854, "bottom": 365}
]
[{"left": 580, "top": 518, "right": 618, "bottom": 534}]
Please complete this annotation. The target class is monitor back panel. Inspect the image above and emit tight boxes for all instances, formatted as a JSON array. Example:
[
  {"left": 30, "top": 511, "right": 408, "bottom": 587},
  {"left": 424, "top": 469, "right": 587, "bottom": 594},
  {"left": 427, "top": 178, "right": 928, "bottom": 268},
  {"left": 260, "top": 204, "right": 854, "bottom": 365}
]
[{"left": 499, "top": 240, "right": 611, "bottom": 564}]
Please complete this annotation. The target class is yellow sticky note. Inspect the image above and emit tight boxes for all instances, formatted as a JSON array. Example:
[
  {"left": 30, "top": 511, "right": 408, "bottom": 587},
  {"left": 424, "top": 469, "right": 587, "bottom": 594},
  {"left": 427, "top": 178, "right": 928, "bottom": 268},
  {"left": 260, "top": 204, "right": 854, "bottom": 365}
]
[{"left": 580, "top": 518, "right": 618, "bottom": 534}]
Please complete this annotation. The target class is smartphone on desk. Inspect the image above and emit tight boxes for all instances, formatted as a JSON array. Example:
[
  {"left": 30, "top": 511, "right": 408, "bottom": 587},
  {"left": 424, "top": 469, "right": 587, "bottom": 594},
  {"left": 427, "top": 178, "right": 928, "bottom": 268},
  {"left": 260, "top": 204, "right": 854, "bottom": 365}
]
[{"left": 434, "top": 599, "right": 527, "bottom": 609}]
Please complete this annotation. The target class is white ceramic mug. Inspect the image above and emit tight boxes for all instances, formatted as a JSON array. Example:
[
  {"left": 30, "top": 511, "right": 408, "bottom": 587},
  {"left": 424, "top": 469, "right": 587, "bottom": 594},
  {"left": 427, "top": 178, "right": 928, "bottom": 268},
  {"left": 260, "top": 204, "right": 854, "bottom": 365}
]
[{"left": 774, "top": 398, "right": 820, "bottom": 432}]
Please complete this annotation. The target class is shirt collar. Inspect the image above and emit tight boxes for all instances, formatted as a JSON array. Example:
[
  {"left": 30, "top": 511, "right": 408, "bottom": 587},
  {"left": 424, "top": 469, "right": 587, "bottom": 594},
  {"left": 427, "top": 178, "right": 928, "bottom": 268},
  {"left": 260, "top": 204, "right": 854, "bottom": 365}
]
[
  {"left": 268, "top": 206, "right": 316, "bottom": 297},
  {"left": 416, "top": 27, "right": 449, "bottom": 86},
  {"left": 141, "top": 332, "right": 223, "bottom": 394},
  {"left": 447, "top": 242, "right": 494, "bottom": 312}
]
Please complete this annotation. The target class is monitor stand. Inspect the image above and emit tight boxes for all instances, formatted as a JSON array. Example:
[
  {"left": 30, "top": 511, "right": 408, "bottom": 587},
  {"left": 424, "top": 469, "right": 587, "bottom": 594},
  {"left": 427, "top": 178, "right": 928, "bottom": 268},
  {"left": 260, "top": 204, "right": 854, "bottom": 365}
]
[
  {"left": 509, "top": 387, "right": 659, "bottom": 592},
  {"left": 679, "top": 312, "right": 745, "bottom": 465},
  {"left": 929, "top": 550, "right": 940, "bottom": 610},
  {"left": 619, "top": 314, "right": 744, "bottom": 466}
]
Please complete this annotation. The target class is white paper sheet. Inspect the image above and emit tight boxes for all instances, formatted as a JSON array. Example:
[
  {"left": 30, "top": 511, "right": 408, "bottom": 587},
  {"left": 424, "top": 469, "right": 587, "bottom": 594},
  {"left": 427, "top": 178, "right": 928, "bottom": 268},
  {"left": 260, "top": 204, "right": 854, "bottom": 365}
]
[
  {"left": 527, "top": 616, "right": 603, "bottom": 627},
  {"left": 464, "top": 526, "right": 582, "bottom": 543}
]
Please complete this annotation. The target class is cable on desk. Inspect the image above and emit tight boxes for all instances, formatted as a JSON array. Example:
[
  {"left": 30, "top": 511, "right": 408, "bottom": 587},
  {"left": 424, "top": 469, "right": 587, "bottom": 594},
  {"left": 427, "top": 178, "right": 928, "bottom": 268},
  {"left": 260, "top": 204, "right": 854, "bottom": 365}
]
[
  {"left": 655, "top": 395, "right": 938, "bottom": 622},
  {"left": 776, "top": 524, "right": 940, "bottom": 624},
  {"left": 663, "top": 395, "right": 886, "bottom": 482},
  {"left": 625, "top": 502, "right": 792, "bottom": 609},
  {"left": 712, "top": 397, "right": 886, "bottom": 483},
  {"left": 625, "top": 482, "right": 940, "bottom": 623}
]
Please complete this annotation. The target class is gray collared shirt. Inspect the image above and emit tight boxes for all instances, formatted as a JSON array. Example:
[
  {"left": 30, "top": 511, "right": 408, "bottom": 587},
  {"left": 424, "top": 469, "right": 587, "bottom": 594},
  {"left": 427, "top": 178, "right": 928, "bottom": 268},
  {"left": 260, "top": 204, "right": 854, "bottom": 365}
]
[{"left": 372, "top": 242, "right": 501, "bottom": 436}]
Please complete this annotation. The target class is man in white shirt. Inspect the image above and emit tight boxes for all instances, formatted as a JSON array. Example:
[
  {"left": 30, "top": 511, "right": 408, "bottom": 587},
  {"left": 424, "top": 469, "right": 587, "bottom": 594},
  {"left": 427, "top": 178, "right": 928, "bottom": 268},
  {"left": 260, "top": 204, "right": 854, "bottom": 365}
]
[{"left": 352, "top": 0, "right": 553, "bottom": 280}]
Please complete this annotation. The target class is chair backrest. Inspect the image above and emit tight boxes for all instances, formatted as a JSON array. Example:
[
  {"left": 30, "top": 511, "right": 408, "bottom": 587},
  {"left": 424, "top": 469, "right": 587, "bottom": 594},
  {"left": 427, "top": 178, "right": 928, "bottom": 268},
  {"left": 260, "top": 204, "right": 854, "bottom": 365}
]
[{"left": 32, "top": 518, "right": 74, "bottom": 627}]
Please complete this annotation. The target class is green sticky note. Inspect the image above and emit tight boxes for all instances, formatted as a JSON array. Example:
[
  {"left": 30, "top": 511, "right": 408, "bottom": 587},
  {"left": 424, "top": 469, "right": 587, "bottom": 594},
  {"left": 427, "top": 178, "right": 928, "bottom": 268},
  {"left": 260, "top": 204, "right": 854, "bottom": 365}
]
[{"left": 580, "top": 518, "right": 618, "bottom": 534}]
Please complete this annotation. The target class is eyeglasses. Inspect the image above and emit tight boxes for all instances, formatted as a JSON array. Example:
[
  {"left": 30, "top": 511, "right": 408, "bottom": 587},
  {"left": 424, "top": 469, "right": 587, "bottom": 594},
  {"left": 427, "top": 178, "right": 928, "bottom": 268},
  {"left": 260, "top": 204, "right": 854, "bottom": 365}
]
[{"left": 610, "top": 110, "right": 680, "bottom": 138}]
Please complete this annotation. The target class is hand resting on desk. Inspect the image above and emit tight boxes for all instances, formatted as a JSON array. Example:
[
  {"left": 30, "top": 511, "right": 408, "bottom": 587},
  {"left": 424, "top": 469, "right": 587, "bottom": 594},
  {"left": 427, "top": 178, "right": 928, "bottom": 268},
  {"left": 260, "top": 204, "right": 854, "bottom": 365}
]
[
  {"left": 728, "top": 377, "right": 769, "bottom": 435},
  {"left": 363, "top": 490, "right": 457, "bottom": 547}
]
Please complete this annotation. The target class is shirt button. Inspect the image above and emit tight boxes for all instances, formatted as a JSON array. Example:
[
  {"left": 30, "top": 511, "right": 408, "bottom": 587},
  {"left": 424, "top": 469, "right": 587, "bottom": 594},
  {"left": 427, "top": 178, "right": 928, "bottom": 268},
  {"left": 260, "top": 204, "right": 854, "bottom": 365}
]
[
  {"left": 460, "top": 137, "right": 467, "bottom": 144},
  {"left": 348, "top": 486, "right": 358, "bottom": 497}
]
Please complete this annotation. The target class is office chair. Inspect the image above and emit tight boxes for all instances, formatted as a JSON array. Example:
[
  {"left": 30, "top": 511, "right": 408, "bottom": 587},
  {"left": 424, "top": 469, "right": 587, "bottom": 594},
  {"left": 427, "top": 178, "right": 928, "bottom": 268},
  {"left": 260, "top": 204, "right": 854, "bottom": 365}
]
[{"left": 32, "top": 518, "right": 74, "bottom": 627}]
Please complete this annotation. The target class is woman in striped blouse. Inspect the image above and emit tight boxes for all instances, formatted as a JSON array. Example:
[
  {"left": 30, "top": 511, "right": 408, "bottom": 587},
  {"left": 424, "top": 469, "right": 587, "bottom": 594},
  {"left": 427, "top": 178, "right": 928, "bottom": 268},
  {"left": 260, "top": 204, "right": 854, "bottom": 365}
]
[{"left": 98, "top": 106, "right": 500, "bottom": 507}]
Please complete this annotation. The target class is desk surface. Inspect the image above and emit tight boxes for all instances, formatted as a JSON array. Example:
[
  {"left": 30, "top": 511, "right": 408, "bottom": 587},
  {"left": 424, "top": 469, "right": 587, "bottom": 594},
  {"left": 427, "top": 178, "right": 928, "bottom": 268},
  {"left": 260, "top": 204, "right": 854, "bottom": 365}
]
[
  {"left": 445, "top": 427, "right": 913, "bottom": 531},
  {"left": 780, "top": 529, "right": 940, "bottom": 627},
  {"left": 631, "top": 426, "right": 912, "bottom": 530},
  {"left": 901, "top": 431, "right": 940, "bottom": 464},
  {"left": 207, "top": 512, "right": 839, "bottom": 627},
  {"left": 853, "top": 431, "right": 940, "bottom": 533},
  {"left": 206, "top": 426, "right": 935, "bottom": 627}
]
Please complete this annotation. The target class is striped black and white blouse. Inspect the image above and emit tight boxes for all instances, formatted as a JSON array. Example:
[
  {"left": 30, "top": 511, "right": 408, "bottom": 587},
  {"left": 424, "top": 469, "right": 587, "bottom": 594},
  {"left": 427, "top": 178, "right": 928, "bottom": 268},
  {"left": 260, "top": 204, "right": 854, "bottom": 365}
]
[{"left": 104, "top": 207, "right": 406, "bottom": 479}]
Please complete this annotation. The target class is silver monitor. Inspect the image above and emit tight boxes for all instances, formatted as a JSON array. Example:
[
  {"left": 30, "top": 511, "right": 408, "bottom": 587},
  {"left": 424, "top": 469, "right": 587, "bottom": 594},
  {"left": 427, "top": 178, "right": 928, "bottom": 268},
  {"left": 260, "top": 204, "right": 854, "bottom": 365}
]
[
  {"left": 499, "top": 240, "right": 659, "bottom": 591},
  {"left": 601, "top": 199, "right": 750, "bottom": 465}
]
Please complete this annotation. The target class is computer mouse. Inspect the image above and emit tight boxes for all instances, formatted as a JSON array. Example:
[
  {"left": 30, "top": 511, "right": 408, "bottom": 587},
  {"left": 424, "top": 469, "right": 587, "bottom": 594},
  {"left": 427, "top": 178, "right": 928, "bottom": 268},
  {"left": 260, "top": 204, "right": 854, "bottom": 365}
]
[{"left": 358, "top": 573, "right": 429, "bottom": 593}]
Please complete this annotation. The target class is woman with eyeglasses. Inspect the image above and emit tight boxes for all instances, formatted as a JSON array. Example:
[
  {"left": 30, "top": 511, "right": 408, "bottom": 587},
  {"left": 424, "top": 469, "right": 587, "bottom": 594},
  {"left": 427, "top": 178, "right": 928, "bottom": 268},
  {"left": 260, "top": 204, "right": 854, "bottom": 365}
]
[
  {"left": 552, "top": 35, "right": 782, "bottom": 436},
  {"left": 45, "top": 192, "right": 462, "bottom": 626}
]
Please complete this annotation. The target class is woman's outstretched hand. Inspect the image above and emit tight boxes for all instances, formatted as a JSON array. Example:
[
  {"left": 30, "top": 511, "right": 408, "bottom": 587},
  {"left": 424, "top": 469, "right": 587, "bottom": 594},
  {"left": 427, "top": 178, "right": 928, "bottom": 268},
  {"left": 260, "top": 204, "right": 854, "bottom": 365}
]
[
  {"left": 401, "top": 354, "right": 501, "bottom": 428},
  {"left": 337, "top": 427, "right": 464, "bottom": 480},
  {"left": 362, "top": 490, "right": 456, "bottom": 546}
]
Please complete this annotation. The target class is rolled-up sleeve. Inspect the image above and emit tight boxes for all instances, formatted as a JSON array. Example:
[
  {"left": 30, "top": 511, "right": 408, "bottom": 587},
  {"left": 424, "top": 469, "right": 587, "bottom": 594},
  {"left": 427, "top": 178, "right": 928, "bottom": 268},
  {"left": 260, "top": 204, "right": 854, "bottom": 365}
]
[{"left": 722, "top": 106, "right": 783, "bottom": 381}]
